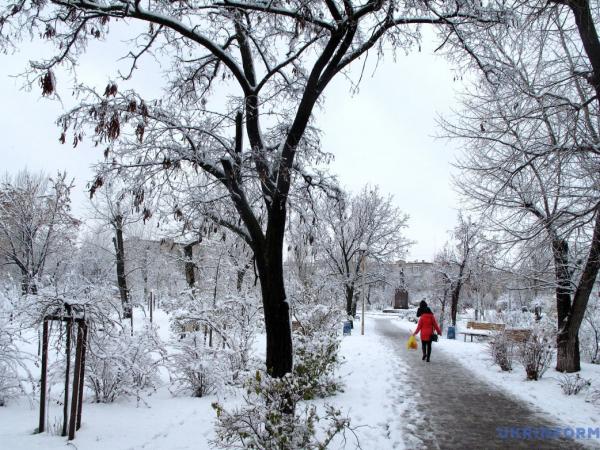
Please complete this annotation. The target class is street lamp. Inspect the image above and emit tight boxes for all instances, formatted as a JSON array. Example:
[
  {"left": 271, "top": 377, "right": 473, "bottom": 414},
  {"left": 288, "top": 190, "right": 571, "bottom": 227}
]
[{"left": 359, "top": 242, "right": 368, "bottom": 336}]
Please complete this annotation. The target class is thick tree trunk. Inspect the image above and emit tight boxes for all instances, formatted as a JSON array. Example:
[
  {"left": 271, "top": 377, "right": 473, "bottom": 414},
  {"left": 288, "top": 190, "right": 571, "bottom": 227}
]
[
  {"left": 552, "top": 238, "right": 576, "bottom": 371},
  {"left": 257, "top": 261, "right": 292, "bottom": 378},
  {"left": 557, "top": 335, "right": 581, "bottom": 372},
  {"left": 112, "top": 216, "right": 131, "bottom": 319},
  {"left": 556, "top": 212, "right": 600, "bottom": 372},
  {"left": 254, "top": 213, "right": 293, "bottom": 378}
]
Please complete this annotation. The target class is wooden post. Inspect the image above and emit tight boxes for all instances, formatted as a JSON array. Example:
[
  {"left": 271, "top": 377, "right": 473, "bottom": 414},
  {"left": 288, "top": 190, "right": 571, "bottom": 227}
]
[
  {"left": 68, "top": 324, "right": 84, "bottom": 440},
  {"left": 149, "top": 291, "right": 153, "bottom": 324},
  {"left": 38, "top": 320, "right": 49, "bottom": 433},
  {"left": 62, "top": 318, "right": 72, "bottom": 437},
  {"left": 76, "top": 323, "right": 87, "bottom": 431}
]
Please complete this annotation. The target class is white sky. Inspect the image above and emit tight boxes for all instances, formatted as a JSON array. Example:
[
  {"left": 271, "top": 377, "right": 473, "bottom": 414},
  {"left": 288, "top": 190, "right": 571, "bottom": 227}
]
[{"left": 0, "top": 29, "right": 463, "bottom": 262}]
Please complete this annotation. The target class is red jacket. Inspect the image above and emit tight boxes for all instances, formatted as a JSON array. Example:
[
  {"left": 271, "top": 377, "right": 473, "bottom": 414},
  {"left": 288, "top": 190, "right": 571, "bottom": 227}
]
[{"left": 414, "top": 312, "right": 441, "bottom": 341}]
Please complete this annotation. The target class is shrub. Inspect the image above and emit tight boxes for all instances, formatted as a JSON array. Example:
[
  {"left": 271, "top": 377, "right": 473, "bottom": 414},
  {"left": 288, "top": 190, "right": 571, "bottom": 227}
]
[
  {"left": 488, "top": 332, "right": 514, "bottom": 372},
  {"left": 211, "top": 371, "right": 356, "bottom": 450},
  {"left": 167, "top": 333, "right": 230, "bottom": 397},
  {"left": 558, "top": 374, "right": 591, "bottom": 395},
  {"left": 586, "top": 385, "right": 600, "bottom": 405},
  {"left": 0, "top": 292, "right": 33, "bottom": 406},
  {"left": 85, "top": 324, "right": 165, "bottom": 403},
  {"left": 293, "top": 331, "right": 343, "bottom": 400},
  {"left": 517, "top": 327, "right": 554, "bottom": 381}
]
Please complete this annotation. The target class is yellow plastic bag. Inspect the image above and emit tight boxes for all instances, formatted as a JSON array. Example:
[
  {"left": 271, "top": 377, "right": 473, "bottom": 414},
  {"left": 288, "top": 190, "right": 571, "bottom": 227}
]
[{"left": 406, "top": 335, "right": 418, "bottom": 350}]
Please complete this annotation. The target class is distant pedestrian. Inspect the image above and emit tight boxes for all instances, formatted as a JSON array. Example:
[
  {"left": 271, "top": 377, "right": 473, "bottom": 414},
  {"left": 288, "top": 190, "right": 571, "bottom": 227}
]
[{"left": 413, "top": 305, "right": 442, "bottom": 362}]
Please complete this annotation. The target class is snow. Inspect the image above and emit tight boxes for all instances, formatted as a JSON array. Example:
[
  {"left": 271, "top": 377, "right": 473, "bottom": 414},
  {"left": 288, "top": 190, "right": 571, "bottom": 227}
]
[
  {"left": 391, "top": 316, "right": 600, "bottom": 443},
  {"left": 327, "top": 320, "right": 415, "bottom": 449},
  {"left": 2, "top": 312, "right": 600, "bottom": 449}
]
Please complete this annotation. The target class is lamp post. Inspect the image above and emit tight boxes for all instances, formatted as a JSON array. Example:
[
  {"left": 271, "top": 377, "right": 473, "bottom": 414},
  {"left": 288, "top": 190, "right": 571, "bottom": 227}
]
[{"left": 359, "top": 242, "right": 368, "bottom": 336}]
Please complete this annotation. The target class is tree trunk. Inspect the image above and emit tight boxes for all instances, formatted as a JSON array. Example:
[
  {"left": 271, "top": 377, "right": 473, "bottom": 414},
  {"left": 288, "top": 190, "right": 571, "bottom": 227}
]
[
  {"left": 236, "top": 269, "right": 245, "bottom": 292},
  {"left": 450, "top": 280, "right": 462, "bottom": 326},
  {"left": 255, "top": 217, "right": 293, "bottom": 378},
  {"left": 450, "top": 261, "right": 467, "bottom": 326},
  {"left": 257, "top": 266, "right": 292, "bottom": 377},
  {"left": 556, "top": 212, "right": 600, "bottom": 372},
  {"left": 557, "top": 335, "right": 581, "bottom": 372},
  {"left": 183, "top": 242, "right": 196, "bottom": 290},
  {"left": 112, "top": 216, "right": 131, "bottom": 319},
  {"left": 440, "top": 301, "right": 446, "bottom": 334},
  {"left": 345, "top": 283, "right": 355, "bottom": 317},
  {"left": 20, "top": 270, "right": 37, "bottom": 295},
  {"left": 552, "top": 238, "right": 572, "bottom": 332}
]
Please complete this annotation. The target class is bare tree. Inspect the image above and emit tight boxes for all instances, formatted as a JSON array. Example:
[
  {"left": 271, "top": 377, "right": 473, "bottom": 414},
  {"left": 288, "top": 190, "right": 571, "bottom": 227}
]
[
  {"left": 90, "top": 183, "right": 143, "bottom": 319},
  {"left": 1, "top": 0, "right": 500, "bottom": 377},
  {"left": 443, "top": 7, "right": 600, "bottom": 371},
  {"left": 318, "top": 185, "right": 411, "bottom": 317},
  {"left": 0, "top": 170, "right": 77, "bottom": 295}
]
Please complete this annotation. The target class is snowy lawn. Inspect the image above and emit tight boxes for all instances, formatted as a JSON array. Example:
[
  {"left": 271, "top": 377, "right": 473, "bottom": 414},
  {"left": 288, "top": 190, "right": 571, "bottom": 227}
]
[
  {"left": 0, "top": 308, "right": 219, "bottom": 450},
  {"left": 392, "top": 317, "right": 600, "bottom": 434},
  {"left": 0, "top": 316, "right": 412, "bottom": 450},
  {"left": 327, "top": 317, "right": 413, "bottom": 450}
]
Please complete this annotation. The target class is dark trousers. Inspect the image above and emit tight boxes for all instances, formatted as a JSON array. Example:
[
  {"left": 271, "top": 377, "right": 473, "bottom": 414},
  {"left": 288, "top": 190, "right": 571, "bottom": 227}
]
[{"left": 421, "top": 340, "right": 432, "bottom": 360}]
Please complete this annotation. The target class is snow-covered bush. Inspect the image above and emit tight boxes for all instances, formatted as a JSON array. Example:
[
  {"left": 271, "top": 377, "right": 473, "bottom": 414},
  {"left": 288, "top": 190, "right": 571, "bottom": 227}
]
[
  {"left": 292, "top": 303, "right": 341, "bottom": 336},
  {"left": 0, "top": 288, "right": 33, "bottom": 405},
  {"left": 168, "top": 333, "right": 230, "bottom": 397},
  {"left": 488, "top": 332, "right": 514, "bottom": 372},
  {"left": 166, "top": 290, "right": 262, "bottom": 394},
  {"left": 291, "top": 303, "right": 344, "bottom": 400},
  {"left": 518, "top": 326, "right": 554, "bottom": 380},
  {"left": 586, "top": 385, "right": 600, "bottom": 405},
  {"left": 294, "top": 331, "right": 343, "bottom": 400},
  {"left": 558, "top": 374, "right": 591, "bottom": 395},
  {"left": 212, "top": 371, "right": 356, "bottom": 450},
  {"left": 86, "top": 324, "right": 165, "bottom": 403}
]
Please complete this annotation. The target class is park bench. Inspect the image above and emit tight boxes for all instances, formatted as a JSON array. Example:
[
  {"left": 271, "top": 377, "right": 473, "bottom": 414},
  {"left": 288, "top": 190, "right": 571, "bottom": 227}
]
[
  {"left": 504, "top": 328, "right": 532, "bottom": 343},
  {"left": 459, "top": 321, "right": 506, "bottom": 342},
  {"left": 459, "top": 322, "right": 532, "bottom": 343}
]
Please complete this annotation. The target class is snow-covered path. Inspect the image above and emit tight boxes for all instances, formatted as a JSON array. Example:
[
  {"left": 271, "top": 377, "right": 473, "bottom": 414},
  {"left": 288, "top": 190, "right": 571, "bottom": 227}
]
[{"left": 373, "top": 316, "right": 586, "bottom": 449}]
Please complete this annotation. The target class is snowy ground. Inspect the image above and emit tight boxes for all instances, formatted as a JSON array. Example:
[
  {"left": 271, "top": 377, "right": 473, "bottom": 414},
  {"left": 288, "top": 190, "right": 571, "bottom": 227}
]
[
  {"left": 2, "top": 312, "right": 599, "bottom": 449},
  {"left": 0, "top": 315, "right": 413, "bottom": 450},
  {"left": 391, "top": 316, "right": 600, "bottom": 439}
]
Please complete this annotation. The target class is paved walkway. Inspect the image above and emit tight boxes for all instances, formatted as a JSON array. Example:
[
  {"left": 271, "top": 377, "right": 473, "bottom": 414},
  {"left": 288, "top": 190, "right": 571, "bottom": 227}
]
[{"left": 373, "top": 317, "right": 588, "bottom": 450}]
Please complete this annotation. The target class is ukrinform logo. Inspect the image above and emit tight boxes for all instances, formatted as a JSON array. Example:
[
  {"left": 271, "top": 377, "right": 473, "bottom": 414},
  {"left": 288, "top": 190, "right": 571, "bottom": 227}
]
[{"left": 497, "top": 427, "right": 600, "bottom": 440}]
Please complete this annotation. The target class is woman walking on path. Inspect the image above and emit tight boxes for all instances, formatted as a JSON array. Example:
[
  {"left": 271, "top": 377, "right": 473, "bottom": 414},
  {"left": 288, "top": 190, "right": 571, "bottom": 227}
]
[{"left": 413, "top": 303, "right": 442, "bottom": 362}]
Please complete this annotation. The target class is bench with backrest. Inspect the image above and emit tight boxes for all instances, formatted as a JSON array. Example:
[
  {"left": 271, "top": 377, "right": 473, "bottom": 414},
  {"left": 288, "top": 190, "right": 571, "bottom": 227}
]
[
  {"left": 459, "top": 321, "right": 506, "bottom": 342},
  {"left": 459, "top": 322, "right": 532, "bottom": 343},
  {"left": 504, "top": 328, "right": 532, "bottom": 343}
]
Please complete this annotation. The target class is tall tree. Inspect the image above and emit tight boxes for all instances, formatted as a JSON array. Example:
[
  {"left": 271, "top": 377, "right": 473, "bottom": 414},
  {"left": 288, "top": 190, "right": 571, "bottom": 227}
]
[
  {"left": 0, "top": 170, "right": 76, "bottom": 295},
  {"left": 90, "top": 184, "right": 142, "bottom": 319},
  {"left": 1, "top": 0, "right": 500, "bottom": 377},
  {"left": 443, "top": 9, "right": 600, "bottom": 371}
]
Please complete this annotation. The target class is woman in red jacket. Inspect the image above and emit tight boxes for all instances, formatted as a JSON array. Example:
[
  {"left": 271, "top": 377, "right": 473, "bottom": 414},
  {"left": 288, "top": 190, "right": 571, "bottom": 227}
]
[{"left": 413, "top": 303, "right": 442, "bottom": 362}]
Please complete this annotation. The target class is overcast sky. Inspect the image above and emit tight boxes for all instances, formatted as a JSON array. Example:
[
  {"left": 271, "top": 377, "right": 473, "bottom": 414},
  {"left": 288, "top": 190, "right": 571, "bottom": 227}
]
[{"left": 0, "top": 30, "right": 464, "bottom": 262}]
